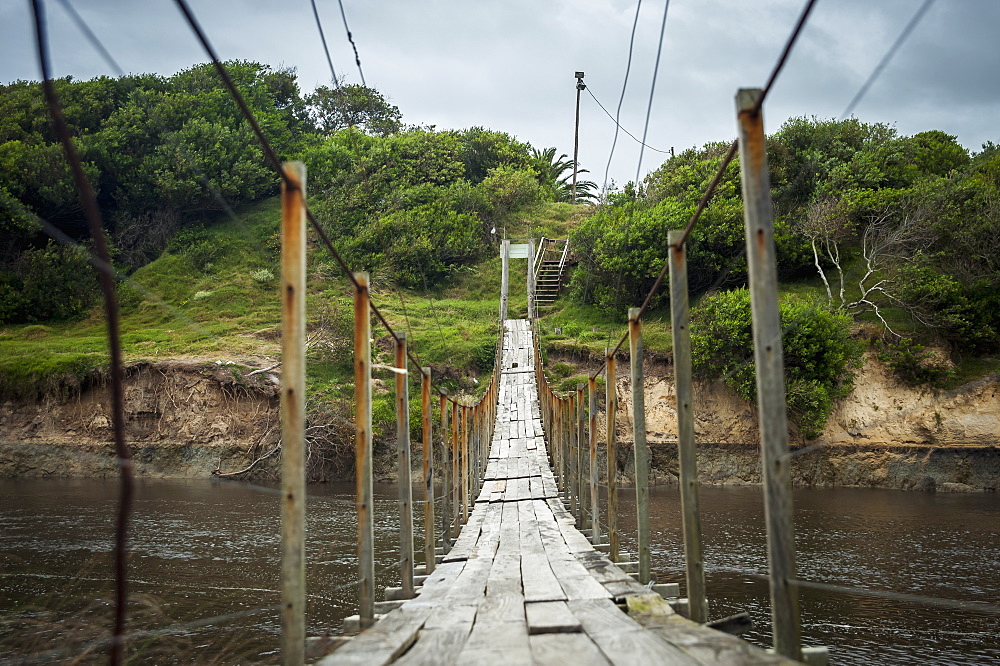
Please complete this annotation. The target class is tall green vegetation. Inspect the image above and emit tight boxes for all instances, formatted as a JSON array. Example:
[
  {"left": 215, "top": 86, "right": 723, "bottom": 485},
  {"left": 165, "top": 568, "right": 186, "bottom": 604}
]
[{"left": 0, "top": 65, "right": 573, "bottom": 322}]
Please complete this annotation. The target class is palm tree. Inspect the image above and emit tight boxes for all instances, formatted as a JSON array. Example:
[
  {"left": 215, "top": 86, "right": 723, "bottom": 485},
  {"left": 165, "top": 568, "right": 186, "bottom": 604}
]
[{"left": 531, "top": 147, "right": 598, "bottom": 203}]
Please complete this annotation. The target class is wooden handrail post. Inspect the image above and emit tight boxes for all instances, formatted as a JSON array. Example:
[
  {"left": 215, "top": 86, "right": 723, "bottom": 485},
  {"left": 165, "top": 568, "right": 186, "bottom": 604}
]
[
  {"left": 451, "top": 401, "right": 460, "bottom": 536},
  {"left": 527, "top": 237, "right": 536, "bottom": 320},
  {"left": 395, "top": 334, "right": 415, "bottom": 599},
  {"left": 280, "top": 161, "right": 306, "bottom": 664},
  {"left": 421, "top": 368, "right": 435, "bottom": 574},
  {"left": 576, "top": 385, "right": 586, "bottom": 527},
  {"left": 440, "top": 390, "right": 451, "bottom": 551},
  {"left": 629, "top": 307, "right": 651, "bottom": 585},
  {"left": 461, "top": 405, "right": 470, "bottom": 523},
  {"left": 500, "top": 240, "right": 510, "bottom": 321},
  {"left": 353, "top": 271, "right": 375, "bottom": 628},
  {"left": 605, "top": 348, "right": 619, "bottom": 562},
  {"left": 737, "top": 87, "right": 801, "bottom": 659},
  {"left": 669, "top": 230, "right": 708, "bottom": 623},
  {"left": 588, "top": 377, "right": 600, "bottom": 544}
]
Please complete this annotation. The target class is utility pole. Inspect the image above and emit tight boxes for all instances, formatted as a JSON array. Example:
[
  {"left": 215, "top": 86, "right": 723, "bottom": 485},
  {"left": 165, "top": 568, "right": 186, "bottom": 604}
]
[{"left": 572, "top": 71, "right": 585, "bottom": 204}]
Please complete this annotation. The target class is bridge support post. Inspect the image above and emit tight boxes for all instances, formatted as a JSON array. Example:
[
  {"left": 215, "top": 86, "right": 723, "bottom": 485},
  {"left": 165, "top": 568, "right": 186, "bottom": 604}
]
[
  {"left": 280, "top": 161, "right": 306, "bottom": 664},
  {"left": 451, "top": 402, "right": 460, "bottom": 536},
  {"left": 440, "top": 391, "right": 451, "bottom": 552},
  {"left": 461, "top": 405, "right": 470, "bottom": 523},
  {"left": 527, "top": 237, "right": 536, "bottom": 320},
  {"left": 395, "top": 335, "right": 415, "bottom": 599},
  {"left": 588, "top": 377, "right": 600, "bottom": 544},
  {"left": 422, "top": 367, "right": 436, "bottom": 575},
  {"left": 605, "top": 348, "right": 619, "bottom": 562},
  {"left": 629, "top": 307, "right": 651, "bottom": 585},
  {"left": 669, "top": 230, "right": 708, "bottom": 623},
  {"left": 737, "top": 87, "right": 801, "bottom": 660},
  {"left": 500, "top": 240, "right": 510, "bottom": 321},
  {"left": 353, "top": 271, "right": 375, "bottom": 628},
  {"left": 576, "top": 385, "right": 587, "bottom": 529}
]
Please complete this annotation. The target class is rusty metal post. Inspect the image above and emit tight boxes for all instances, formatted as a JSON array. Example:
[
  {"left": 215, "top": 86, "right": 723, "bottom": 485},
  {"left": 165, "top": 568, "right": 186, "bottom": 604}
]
[
  {"left": 440, "top": 390, "right": 451, "bottom": 551},
  {"left": 588, "top": 376, "right": 600, "bottom": 544},
  {"left": 669, "top": 230, "right": 708, "bottom": 623},
  {"left": 353, "top": 272, "right": 375, "bottom": 628},
  {"left": 629, "top": 307, "right": 651, "bottom": 585},
  {"left": 280, "top": 161, "right": 306, "bottom": 664},
  {"left": 605, "top": 348, "right": 619, "bottom": 562},
  {"left": 395, "top": 335, "right": 414, "bottom": 599},
  {"left": 422, "top": 368, "right": 436, "bottom": 573},
  {"left": 737, "top": 87, "right": 801, "bottom": 659}
]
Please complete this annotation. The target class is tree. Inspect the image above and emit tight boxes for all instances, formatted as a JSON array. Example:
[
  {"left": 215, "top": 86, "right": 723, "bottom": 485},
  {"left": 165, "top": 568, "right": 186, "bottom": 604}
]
[
  {"left": 307, "top": 84, "right": 402, "bottom": 136},
  {"left": 530, "top": 147, "right": 597, "bottom": 202}
]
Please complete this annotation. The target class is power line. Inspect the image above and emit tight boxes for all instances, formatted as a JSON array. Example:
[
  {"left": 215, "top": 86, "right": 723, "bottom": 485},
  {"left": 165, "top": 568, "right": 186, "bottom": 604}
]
[
  {"left": 588, "top": 86, "right": 671, "bottom": 156},
  {"left": 310, "top": 0, "right": 339, "bottom": 85},
  {"left": 840, "top": 0, "right": 936, "bottom": 120},
  {"left": 634, "top": 0, "right": 672, "bottom": 186},
  {"left": 601, "top": 0, "right": 644, "bottom": 195},
  {"left": 336, "top": 0, "right": 366, "bottom": 86}
]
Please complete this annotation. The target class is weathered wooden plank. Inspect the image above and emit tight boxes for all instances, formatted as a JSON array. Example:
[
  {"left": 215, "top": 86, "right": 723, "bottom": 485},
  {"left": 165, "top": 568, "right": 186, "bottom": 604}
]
[
  {"left": 525, "top": 600, "right": 582, "bottom": 635},
  {"left": 522, "top": 553, "right": 567, "bottom": 602},
  {"left": 588, "top": 626, "right": 700, "bottom": 666},
  {"left": 566, "top": 598, "right": 643, "bottom": 637},
  {"left": 474, "top": 592, "right": 527, "bottom": 626},
  {"left": 316, "top": 605, "right": 434, "bottom": 666},
  {"left": 392, "top": 627, "right": 472, "bottom": 666},
  {"left": 529, "top": 633, "right": 612, "bottom": 666}
]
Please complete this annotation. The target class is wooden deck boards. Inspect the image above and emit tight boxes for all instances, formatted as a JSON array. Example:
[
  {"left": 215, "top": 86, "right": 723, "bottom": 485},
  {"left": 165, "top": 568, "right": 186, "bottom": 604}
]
[{"left": 319, "top": 320, "right": 796, "bottom": 665}]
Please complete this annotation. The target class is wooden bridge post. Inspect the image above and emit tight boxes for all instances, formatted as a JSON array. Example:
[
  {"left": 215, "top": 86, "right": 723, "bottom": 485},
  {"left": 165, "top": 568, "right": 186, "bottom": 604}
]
[
  {"left": 577, "top": 385, "right": 587, "bottom": 528},
  {"left": 440, "top": 390, "right": 451, "bottom": 551},
  {"left": 629, "top": 307, "right": 651, "bottom": 585},
  {"left": 669, "top": 230, "right": 708, "bottom": 623},
  {"left": 737, "top": 87, "right": 801, "bottom": 660},
  {"left": 395, "top": 334, "right": 415, "bottom": 599},
  {"left": 527, "top": 237, "right": 536, "bottom": 320},
  {"left": 422, "top": 368, "right": 436, "bottom": 574},
  {"left": 605, "top": 348, "right": 619, "bottom": 562},
  {"left": 353, "top": 271, "right": 375, "bottom": 628},
  {"left": 462, "top": 405, "right": 470, "bottom": 523},
  {"left": 280, "top": 161, "right": 306, "bottom": 664},
  {"left": 451, "top": 401, "right": 460, "bottom": 537},
  {"left": 500, "top": 240, "right": 510, "bottom": 321},
  {"left": 567, "top": 395, "right": 578, "bottom": 518},
  {"left": 588, "top": 377, "right": 601, "bottom": 544}
]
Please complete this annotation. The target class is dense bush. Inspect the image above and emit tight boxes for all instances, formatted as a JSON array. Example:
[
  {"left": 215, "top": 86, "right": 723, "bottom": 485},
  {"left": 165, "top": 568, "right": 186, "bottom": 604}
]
[
  {"left": 876, "top": 338, "right": 955, "bottom": 387},
  {"left": 691, "top": 289, "right": 863, "bottom": 439}
]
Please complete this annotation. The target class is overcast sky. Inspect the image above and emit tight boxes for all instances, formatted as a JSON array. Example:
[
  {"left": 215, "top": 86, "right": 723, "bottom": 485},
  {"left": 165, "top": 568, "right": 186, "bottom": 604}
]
[{"left": 2, "top": 0, "right": 998, "bottom": 190}]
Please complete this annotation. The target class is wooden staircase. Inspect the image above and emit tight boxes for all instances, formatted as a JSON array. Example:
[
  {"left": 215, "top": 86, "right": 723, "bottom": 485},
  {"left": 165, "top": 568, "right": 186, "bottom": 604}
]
[{"left": 532, "top": 238, "right": 570, "bottom": 307}]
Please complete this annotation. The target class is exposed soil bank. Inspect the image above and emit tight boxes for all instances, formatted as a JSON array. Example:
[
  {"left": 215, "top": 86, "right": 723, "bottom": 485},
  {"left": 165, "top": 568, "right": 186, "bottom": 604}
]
[
  {"left": 1, "top": 357, "right": 997, "bottom": 491},
  {"left": 0, "top": 360, "right": 280, "bottom": 479}
]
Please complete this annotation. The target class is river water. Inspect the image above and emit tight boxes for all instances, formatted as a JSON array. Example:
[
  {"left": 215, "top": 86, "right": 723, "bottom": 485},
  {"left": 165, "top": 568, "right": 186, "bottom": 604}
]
[{"left": 1, "top": 479, "right": 997, "bottom": 664}]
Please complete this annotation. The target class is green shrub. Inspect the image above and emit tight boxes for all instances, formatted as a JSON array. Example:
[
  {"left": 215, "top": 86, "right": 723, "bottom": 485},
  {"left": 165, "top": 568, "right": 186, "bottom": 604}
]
[
  {"left": 692, "top": 289, "right": 863, "bottom": 439},
  {"left": 876, "top": 338, "right": 955, "bottom": 387},
  {"left": 251, "top": 268, "right": 275, "bottom": 283},
  {"left": 15, "top": 241, "right": 99, "bottom": 322}
]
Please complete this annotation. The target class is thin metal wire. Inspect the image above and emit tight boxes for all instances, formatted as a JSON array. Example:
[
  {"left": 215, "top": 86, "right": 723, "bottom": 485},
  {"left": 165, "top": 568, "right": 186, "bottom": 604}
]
[
  {"left": 310, "top": 0, "right": 339, "bottom": 85},
  {"left": 601, "top": 0, "right": 644, "bottom": 195},
  {"left": 336, "top": 0, "right": 366, "bottom": 86},
  {"left": 753, "top": 0, "right": 820, "bottom": 116},
  {"left": 634, "top": 0, "right": 672, "bottom": 186},
  {"left": 840, "top": 0, "right": 936, "bottom": 120},
  {"left": 29, "top": 3, "right": 132, "bottom": 663},
  {"left": 589, "top": 87, "right": 670, "bottom": 156}
]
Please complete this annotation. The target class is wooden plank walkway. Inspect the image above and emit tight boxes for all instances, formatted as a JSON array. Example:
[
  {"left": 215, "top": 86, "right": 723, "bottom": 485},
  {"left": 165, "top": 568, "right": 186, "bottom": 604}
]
[{"left": 320, "top": 320, "right": 796, "bottom": 665}]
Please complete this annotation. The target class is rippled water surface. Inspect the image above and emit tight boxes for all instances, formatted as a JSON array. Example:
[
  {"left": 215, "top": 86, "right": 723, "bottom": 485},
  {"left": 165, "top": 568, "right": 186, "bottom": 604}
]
[{"left": 1, "top": 479, "right": 998, "bottom": 664}]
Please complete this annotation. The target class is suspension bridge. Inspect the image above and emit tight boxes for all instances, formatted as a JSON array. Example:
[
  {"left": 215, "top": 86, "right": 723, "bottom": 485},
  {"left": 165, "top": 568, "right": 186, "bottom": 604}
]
[
  {"left": 318, "top": 319, "right": 799, "bottom": 665},
  {"left": 21, "top": 0, "right": 959, "bottom": 662}
]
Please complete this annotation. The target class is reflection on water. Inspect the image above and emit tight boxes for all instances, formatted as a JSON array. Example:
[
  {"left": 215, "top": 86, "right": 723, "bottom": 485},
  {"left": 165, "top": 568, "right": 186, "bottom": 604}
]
[
  {"left": 1, "top": 480, "right": 998, "bottom": 664},
  {"left": 609, "top": 485, "right": 1000, "bottom": 665},
  {"left": 0, "top": 479, "right": 412, "bottom": 663}
]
